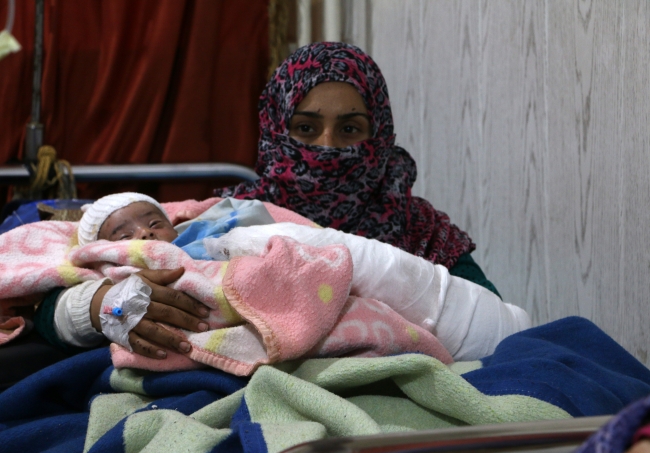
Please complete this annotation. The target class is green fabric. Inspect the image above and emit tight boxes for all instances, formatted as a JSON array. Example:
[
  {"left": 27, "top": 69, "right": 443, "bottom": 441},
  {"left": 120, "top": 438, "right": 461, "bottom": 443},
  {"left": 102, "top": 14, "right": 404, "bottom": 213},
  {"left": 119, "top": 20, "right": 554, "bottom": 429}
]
[
  {"left": 449, "top": 253, "right": 501, "bottom": 298},
  {"left": 84, "top": 393, "right": 153, "bottom": 453},
  {"left": 89, "top": 355, "right": 570, "bottom": 453},
  {"left": 33, "top": 287, "right": 88, "bottom": 354},
  {"left": 252, "top": 355, "right": 570, "bottom": 452}
]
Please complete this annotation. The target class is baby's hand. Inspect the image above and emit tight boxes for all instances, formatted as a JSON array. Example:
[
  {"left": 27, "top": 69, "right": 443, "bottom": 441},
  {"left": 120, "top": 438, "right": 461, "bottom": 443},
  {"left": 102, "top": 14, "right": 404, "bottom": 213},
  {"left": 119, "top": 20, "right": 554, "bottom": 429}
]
[{"left": 90, "top": 268, "right": 210, "bottom": 359}]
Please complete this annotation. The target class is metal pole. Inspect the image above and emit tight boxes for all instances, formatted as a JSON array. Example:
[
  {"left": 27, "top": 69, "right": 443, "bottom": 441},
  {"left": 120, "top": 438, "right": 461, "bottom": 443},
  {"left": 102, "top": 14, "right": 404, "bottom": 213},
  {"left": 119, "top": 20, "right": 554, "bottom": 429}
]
[
  {"left": 297, "top": 0, "right": 312, "bottom": 47},
  {"left": 25, "top": 0, "right": 44, "bottom": 166},
  {"left": 0, "top": 163, "right": 260, "bottom": 185}
]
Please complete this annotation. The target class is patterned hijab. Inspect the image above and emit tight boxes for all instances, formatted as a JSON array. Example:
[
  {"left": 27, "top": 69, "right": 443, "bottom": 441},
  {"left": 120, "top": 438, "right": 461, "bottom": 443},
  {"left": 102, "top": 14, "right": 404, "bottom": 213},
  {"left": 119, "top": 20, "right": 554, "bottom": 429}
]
[{"left": 215, "top": 42, "right": 475, "bottom": 268}]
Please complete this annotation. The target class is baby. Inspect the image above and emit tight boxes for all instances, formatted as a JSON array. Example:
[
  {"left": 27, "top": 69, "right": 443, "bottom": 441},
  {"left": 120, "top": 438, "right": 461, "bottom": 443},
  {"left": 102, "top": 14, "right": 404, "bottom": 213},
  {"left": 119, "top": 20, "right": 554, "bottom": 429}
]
[
  {"left": 78, "top": 192, "right": 276, "bottom": 260},
  {"left": 79, "top": 193, "right": 178, "bottom": 245},
  {"left": 50, "top": 193, "right": 275, "bottom": 359},
  {"left": 73, "top": 192, "right": 531, "bottom": 361}
]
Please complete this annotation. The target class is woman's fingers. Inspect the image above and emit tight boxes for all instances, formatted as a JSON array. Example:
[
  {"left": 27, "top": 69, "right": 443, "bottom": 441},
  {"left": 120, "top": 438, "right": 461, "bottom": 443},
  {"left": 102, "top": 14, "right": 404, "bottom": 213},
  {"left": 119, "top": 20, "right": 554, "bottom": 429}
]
[
  {"left": 137, "top": 267, "right": 185, "bottom": 286},
  {"left": 129, "top": 318, "right": 193, "bottom": 359},
  {"left": 145, "top": 301, "right": 209, "bottom": 333},
  {"left": 120, "top": 269, "right": 211, "bottom": 359},
  {"left": 128, "top": 330, "right": 167, "bottom": 359},
  {"left": 136, "top": 268, "right": 210, "bottom": 319}
]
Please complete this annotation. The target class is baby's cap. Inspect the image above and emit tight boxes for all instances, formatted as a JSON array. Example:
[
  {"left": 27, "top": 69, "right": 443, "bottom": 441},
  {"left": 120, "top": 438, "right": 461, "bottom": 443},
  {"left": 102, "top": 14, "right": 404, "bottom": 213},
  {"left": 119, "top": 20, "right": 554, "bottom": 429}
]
[{"left": 78, "top": 192, "right": 170, "bottom": 246}]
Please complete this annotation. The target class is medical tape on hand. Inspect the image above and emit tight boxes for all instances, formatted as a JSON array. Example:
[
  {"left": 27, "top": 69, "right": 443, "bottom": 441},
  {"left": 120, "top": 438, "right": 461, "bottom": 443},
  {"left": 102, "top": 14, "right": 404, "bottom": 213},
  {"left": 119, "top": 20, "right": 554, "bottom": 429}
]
[{"left": 99, "top": 274, "right": 152, "bottom": 351}]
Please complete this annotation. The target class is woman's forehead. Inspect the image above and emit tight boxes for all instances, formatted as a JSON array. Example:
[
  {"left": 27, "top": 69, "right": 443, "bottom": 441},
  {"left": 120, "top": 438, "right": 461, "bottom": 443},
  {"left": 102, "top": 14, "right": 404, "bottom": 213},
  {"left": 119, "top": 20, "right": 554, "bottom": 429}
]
[
  {"left": 294, "top": 81, "right": 367, "bottom": 112},
  {"left": 260, "top": 42, "right": 394, "bottom": 138}
]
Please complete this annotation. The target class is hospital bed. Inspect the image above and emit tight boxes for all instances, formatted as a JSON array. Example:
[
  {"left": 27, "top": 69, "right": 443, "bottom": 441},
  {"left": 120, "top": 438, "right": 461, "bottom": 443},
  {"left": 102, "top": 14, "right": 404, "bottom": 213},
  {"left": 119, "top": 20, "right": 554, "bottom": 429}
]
[
  {"left": 0, "top": 186, "right": 645, "bottom": 453},
  {"left": 0, "top": 167, "right": 646, "bottom": 452}
]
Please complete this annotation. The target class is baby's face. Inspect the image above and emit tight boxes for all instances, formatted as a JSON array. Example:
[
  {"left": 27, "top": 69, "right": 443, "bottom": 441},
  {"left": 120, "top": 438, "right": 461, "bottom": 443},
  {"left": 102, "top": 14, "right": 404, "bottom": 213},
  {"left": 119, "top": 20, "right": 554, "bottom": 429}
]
[{"left": 97, "top": 201, "right": 178, "bottom": 243}]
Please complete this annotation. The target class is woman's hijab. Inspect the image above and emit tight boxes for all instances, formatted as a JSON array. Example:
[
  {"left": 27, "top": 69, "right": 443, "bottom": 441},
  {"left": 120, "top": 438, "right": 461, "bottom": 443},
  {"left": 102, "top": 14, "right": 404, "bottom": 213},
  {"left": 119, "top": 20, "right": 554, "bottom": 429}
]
[{"left": 215, "top": 42, "right": 475, "bottom": 268}]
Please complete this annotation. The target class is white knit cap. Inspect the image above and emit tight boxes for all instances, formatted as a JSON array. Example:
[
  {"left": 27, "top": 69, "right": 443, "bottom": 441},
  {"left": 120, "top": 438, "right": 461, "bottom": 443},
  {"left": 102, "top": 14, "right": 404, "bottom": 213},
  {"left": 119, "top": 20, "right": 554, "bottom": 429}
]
[{"left": 78, "top": 192, "right": 170, "bottom": 246}]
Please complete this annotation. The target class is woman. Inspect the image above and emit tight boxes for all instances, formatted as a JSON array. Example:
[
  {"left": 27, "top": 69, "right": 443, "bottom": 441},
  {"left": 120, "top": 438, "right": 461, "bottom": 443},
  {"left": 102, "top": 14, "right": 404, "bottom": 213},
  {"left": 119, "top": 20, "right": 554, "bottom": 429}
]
[
  {"left": 215, "top": 42, "right": 499, "bottom": 296},
  {"left": 33, "top": 42, "right": 503, "bottom": 361}
]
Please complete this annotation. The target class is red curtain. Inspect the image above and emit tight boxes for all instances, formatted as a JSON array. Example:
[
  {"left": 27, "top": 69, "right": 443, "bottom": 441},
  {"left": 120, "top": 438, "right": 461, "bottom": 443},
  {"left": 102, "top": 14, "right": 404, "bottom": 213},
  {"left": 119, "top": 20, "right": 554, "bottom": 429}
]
[{"left": 0, "top": 0, "right": 269, "bottom": 202}]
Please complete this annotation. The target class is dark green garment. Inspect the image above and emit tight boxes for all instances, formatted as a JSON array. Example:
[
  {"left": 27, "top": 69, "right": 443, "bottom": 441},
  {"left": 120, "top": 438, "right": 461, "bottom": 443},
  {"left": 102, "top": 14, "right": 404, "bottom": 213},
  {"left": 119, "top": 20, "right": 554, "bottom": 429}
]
[
  {"left": 33, "top": 288, "right": 88, "bottom": 354},
  {"left": 448, "top": 253, "right": 501, "bottom": 299}
]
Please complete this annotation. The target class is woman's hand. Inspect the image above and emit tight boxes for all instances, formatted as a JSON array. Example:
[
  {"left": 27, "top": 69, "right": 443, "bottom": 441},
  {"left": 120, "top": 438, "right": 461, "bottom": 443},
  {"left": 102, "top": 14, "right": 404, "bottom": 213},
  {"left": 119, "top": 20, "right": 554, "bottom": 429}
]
[{"left": 90, "top": 268, "right": 210, "bottom": 359}]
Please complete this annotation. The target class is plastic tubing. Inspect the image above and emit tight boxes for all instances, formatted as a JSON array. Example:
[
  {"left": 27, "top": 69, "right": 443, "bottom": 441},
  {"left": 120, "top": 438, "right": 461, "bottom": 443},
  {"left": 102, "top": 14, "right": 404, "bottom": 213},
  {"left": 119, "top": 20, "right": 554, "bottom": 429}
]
[{"left": 5, "top": 0, "right": 15, "bottom": 32}]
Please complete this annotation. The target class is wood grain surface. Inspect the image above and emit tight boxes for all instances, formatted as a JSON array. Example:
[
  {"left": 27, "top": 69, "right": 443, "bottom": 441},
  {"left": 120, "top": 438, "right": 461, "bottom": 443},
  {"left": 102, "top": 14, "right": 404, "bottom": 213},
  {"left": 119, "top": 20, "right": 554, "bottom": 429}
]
[{"left": 346, "top": 0, "right": 650, "bottom": 366}]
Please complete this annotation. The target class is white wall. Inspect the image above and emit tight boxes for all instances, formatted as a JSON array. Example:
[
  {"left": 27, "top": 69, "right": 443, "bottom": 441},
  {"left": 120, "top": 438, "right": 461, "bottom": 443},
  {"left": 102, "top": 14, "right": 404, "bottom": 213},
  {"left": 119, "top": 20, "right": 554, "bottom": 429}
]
[{"left": 345, "top": 0, "right": 650, "bottom": 365}]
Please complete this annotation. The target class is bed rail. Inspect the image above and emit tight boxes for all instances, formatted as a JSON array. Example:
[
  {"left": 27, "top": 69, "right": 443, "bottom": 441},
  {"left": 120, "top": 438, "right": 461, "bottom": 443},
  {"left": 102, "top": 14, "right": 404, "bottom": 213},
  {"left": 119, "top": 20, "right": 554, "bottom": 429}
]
[
  {"left": 281, "top": 415, "right": 610, "bottom": 453},
  {"left": 0, "top": 163, "right": 259, "bottom": 185}
]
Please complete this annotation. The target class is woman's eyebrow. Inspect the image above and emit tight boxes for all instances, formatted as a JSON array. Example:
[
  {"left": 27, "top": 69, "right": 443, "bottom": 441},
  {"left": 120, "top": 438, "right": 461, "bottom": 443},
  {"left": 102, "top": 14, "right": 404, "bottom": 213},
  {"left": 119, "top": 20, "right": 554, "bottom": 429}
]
[
  {"left": 292, "top": 111, "right": 323, "bottom": 118},
  {"left": 337, "top": 112, "right": 370, "bottom": 121},
  {"left": 292, "top": 111, "right": 370, "bottom": 121}
]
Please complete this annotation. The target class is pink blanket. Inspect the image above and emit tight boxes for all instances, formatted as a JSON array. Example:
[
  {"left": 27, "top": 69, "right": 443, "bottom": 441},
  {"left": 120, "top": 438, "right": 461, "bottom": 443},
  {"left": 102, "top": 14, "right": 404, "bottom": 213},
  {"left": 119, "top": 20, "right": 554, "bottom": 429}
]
[
  {"left": 0, "top": 316, "right": 26, "bottom": 345},
  {"left": 0, "top": 198, "right": 452, "bottom": 375}
]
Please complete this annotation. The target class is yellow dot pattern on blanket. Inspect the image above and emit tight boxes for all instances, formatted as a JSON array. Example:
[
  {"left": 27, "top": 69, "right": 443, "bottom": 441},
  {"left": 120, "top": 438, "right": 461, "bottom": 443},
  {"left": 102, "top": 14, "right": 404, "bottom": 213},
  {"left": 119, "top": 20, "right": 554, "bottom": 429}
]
[
  {"left": 215, "top": 285, "right": 243, "bottom": 324},
  {"left": 406, "top": 325, "right": 419, "bottom": 342},
  {"left": 128, "top": 241, "right": 148, "bottom": 269},
  {"left": 205, "top": 329, "right": 227, "bottom": 353},
  {"left": 218, "top": 261, "right": 229, "bottom": 278},
  {"left": 214, "top": 263, "right": 243, "bottom": 323},
  {"left": 57, "top": 263, "right": 83, "bottom": 285},
  {"left": 318, "top": 284, "right": 333, "bottom": 304}
]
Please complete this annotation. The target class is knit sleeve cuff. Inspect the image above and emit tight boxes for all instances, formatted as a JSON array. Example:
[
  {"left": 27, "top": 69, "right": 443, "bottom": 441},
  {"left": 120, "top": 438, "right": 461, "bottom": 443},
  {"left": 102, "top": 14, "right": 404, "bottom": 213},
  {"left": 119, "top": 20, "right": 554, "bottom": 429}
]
[{"left": 54, "top": 278, "right": 111, "bottom": 347}]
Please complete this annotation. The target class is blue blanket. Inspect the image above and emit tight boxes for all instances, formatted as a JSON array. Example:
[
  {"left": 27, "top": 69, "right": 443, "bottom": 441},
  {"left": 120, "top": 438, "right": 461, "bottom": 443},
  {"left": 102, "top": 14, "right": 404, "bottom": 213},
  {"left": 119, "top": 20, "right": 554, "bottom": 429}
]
[{"left": 1, "top": 317, "right": 649, "bottom": 453}]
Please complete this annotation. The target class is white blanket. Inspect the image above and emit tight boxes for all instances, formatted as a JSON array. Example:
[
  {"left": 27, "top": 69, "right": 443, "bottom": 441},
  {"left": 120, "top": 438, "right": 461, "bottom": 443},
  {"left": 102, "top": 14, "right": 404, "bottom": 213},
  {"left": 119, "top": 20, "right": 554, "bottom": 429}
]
[{"left": 206, "top": 223, "right": 531, "bottom": 361}]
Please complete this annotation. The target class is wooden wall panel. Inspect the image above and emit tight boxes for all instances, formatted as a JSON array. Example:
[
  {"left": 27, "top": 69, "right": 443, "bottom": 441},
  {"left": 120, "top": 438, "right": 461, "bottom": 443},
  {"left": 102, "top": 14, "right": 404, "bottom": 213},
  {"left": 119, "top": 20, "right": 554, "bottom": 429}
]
[
  {"left": 620, "top": 0, "right": 650, "bottom": 363},
  {"left": 371, "top": 0, "right": 424, "bottom": 174},
  {"left": 418, "top": 1, "right": 481, "bottom": 259},
  {"left": 476, "top": 1, "right": 548, "bottom": 317},
  {"left": 342, "top": 0, "right": 371, "bottom": 54},
  {"left": 345, "top": 0, "right": 650, "bottom": 366},
  {"left": 545, "top": 0, "right": 624, "bottom": 331},
  {"left": 370, "top": 1, "right": 483, "bottom": 257}
]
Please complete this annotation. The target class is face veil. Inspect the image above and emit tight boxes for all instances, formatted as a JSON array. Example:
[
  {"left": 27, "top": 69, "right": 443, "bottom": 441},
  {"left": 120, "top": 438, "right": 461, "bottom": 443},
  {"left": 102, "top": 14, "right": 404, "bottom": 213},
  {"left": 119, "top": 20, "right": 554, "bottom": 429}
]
[{"left": 215, "top": 42, "right": 475, "bottom": 268}]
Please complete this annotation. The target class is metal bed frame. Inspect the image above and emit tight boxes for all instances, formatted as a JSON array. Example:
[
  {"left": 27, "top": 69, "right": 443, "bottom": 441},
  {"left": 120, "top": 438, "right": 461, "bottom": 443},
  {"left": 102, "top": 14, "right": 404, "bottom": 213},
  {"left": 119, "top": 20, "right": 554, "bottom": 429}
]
[
  {"left": 282, "top": 416, "right": 610, "bottom": 453},
  {"left": 0, "top": 162, "right": 259, "bottom": 186}
]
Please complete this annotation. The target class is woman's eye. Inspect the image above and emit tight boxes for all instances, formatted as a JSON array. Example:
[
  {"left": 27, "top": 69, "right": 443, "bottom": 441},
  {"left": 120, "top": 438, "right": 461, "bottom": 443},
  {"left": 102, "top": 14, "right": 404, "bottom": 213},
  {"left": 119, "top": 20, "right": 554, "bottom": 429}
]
[
  {"left": 297, "top": 124, "right": 314, "bottom": 133},
  {"left": 342, "top": 125, "right": 360, "bottom": 134}
]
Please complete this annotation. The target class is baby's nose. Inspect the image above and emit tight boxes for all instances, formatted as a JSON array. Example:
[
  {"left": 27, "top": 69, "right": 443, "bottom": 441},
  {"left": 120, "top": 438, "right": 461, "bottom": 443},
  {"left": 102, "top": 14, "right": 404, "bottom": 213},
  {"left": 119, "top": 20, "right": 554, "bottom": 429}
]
[{"left": 137, "top": 227, "right": 154, "bottom": 240}]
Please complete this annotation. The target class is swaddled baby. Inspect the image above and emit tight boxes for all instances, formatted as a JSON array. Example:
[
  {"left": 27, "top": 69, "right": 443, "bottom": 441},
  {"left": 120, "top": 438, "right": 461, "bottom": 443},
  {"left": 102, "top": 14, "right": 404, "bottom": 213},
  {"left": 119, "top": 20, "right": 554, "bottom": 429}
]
[
  {"left": 76, "top": 192, "right": 531, "bottom": 361},
  {"left": 78, "top": 192, "right": 276, "bottom": 260},
  {"left": 51, "top": 193, "right": 275, "bottom": 358}
]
